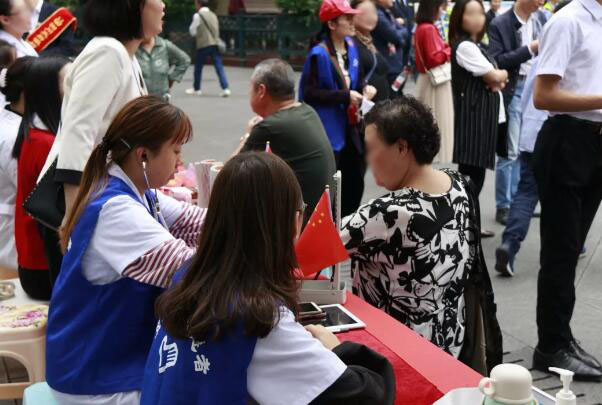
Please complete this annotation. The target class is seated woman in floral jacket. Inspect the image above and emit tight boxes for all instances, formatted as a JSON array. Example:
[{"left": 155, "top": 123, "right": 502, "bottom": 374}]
[{"left": 341, "top": 97, "right": 478, "bottom": 358}]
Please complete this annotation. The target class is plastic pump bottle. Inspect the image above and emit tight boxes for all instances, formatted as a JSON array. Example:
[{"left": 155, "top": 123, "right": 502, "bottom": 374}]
[{"left": 548, "top": 367, "right": 576, "bottom": 405}]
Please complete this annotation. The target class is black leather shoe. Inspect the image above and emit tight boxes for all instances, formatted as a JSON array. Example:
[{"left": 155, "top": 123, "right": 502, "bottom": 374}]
[
  {"left": 533, "top": 348, "right": 602, "bottom": 382},
  {"left": 495, "top": 243, "right": 514, "bottom": 277},
  {"left": 496, "top": 208, "right": 509, "bottom": 225},
  {"left": 569, "top": 340, "right": 602, "bottom": 370}
]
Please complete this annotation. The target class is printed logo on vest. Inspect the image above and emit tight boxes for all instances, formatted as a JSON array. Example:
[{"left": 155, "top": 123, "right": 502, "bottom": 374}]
[
  {"left": 158, "top": 335, "right": 179, "bottom": 374},
  {"left": 194, "top": 354, "right": 211, "bottom": 374},
  {"left": 191, "top": 339, "right": 205, "bottom": 353}
]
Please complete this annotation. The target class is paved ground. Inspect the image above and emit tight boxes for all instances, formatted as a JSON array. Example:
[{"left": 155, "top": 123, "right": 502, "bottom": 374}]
[{"left": 5, "top": 65, "right": 601, "bottom": 404}]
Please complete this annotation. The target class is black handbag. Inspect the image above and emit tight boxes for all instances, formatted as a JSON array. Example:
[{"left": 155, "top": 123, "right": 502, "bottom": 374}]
[{"left": 23, "top": 158, "right": 65, "bottom": 231}]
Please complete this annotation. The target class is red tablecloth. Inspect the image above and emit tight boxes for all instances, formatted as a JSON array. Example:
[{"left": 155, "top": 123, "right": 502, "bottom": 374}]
[
  {"left": 340, "top": 293, "right": 482, "bottom": 404},
  {"left": 338, "top": 329, "right": 444, "bottom": 404}
]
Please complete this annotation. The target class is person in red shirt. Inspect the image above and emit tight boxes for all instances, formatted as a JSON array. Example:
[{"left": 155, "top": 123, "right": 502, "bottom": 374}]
[
  {"left": 13, "top": 56, "right": 70, "bottom": 300},
  {"left": 414, "top": 0, "right": 454, "bottom": 165}
]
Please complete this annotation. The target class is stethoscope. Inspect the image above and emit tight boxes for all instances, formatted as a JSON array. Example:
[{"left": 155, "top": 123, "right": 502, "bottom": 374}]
[{"left": 142, "top": 160, "right": 168, "bottom": 229}]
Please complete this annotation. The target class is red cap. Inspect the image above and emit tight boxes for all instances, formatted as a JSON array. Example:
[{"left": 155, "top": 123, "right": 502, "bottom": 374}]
[{"left": 319, "top": 0, "right": 362, "bottom": 23}]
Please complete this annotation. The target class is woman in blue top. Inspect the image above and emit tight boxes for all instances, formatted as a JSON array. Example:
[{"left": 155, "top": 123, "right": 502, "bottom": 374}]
[
  {"left": 299, "top": 0, "right": 376, "bottom": 217},
  {"left": 46, "top": 96, "right": 206, "bottom": 405},
  {"left": 142, "top": 152, "right": 395, "bottom": 405}
]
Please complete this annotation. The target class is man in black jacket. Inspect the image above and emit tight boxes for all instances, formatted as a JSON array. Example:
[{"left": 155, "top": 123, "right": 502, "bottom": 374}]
[
  {"left": 486, "top": 0, "right": 501, "bottom": 30},
  {"left": 487, "top": 0, "right": 546, "bottom": 226},
  {"left": 391, "top": 0, "right": 414, "bottom": 67},
  {"left": 373, "top": 0, "right": 409, "bottom": 87},
  {"left": 26, "top": 0, "right": 75, "bottom": 57}
]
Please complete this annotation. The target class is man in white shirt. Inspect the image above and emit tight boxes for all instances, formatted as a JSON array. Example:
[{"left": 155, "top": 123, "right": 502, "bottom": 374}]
[
  {"left": 186, "top": 0, "right": 231, "bottom": 97},
  {"left": 531, "top": 0, "right": 602, "bottom": 381},
  {"left": 487, "top": 0, "right": 547, "bottom": 225}
]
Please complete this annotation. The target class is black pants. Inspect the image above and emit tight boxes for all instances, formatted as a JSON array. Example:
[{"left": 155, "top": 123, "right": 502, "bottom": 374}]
[
  {"left": 38, "top": 223, "right": 63, "bottom": 286},
  {"left": 18, "top": 267, "right": 52, "bottom": 301},
  {"left": 532, "top": 115, "right": 602, "bottom": 353},
  {"left": 458, "top": 164, "right": 486, "bottom": 197},
  {"left": 335, "top": 140, "right": 367, "bottom": 218}
]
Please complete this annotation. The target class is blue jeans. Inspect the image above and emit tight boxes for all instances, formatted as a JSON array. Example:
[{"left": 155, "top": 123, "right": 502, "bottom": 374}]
[
  {"left": 496, "top": 77, "right": 524, "bottom": 209},
  {"left": 193, "top": 45, "right": 229, "bottom": 91},
  {"left": 501, "top": 152, "right": 539, "bottom": 266}
]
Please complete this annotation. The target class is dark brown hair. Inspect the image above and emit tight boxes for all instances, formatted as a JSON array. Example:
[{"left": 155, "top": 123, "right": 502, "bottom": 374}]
[
  {"left": 60, "top": 95, "right": 193, "bottom": 251},
  {"left": 155, "top": 152, "right": 304, "bottom": 341},
  {"left": 83, "top": 0, "right": 147, "bottom": 42},
  {"left": 0, "top": 39, "right": 15, "bottom": 69},
  {"left": 448, "top": 0, "right": 486, "bottom": 46},
  {"left": 416, "top": 0, "right": 447, "bottom": 24}
]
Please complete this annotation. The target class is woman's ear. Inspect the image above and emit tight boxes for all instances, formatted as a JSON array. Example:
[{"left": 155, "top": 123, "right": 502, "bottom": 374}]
[{"left": 134, "top": 146, "right": 148, "bottom": 165}]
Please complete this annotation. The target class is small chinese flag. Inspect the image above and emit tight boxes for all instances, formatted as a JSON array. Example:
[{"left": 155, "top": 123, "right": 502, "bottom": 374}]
[
  {"left": 295, "top": 189, "right": 349, "bottom": 276},
  {"left": 265, "top": 141, "right": 272, "bottom": 153}
]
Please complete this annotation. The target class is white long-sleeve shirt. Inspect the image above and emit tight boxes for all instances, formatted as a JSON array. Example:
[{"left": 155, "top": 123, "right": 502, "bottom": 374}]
[
  {"left": 0, "top": 108, "right": 20, "bottom": 270},
  {"left": 39, "top": 37, "right": 147, "bottom": 183}
]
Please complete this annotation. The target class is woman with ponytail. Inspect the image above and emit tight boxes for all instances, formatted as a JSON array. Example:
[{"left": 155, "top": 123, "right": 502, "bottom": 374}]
[
  {"left": 46, "top": 95, "right": 204, "bottom": 405},
  {"left": 13, "top": 56, "right": 69, "bottom": 299},
  {"left": 0, "top": 54, "right": 30, "bottom": 273}
]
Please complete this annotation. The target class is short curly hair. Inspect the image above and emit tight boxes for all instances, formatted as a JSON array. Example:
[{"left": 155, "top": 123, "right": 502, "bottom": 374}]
[{"left": 364, "top": 96, "right": 441, "bottom": 165}]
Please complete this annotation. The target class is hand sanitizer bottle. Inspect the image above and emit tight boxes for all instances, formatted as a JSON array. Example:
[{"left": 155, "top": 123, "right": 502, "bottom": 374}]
[{"left": 548, "top": 367, "right": 576, "bottom": 405}]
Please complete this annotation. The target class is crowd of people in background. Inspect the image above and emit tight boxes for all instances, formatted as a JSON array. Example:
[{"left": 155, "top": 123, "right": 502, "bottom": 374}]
[{"left": 0, "top": 0, "right": 601, "bottom": 401}]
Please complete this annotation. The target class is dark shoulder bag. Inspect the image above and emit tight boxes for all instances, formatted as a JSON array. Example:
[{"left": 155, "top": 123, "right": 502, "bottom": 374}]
[
  {"left": 23, "top": 158, "right": 65, "bottom": 231},
  {"left": 458, "top": 175, "right": 504, "bottom": 375}
]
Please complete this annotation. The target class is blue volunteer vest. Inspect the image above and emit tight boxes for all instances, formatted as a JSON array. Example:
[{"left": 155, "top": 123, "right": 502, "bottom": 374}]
[
  {"left": 46, "top": 176, "right": 163, "bottom": 395},
  {"left": 299, "top": 37, "right": 360, "bottom": 152},
  {"left": 141, "top": 267, "right": 257, "bottom": 405}
]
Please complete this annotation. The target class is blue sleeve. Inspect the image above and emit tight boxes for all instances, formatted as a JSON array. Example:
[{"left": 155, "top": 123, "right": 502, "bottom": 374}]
[{"left": 373, "top": 12, "right": 405, "bottom": 47}]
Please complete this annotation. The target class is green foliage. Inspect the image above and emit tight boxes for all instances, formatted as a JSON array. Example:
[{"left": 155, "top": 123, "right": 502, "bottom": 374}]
[{"left": 275, "top": 0, "right": 321, "bottom": 17}]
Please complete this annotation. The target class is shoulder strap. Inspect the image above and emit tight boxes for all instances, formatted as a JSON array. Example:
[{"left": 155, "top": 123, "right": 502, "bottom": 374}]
[
  {"left": 364, "top": 50, "right": 378, "bottom": 84},
  {"left": 319, "top": 42, "right": 350, "bottom": 91},
  {"left": 198, "top": 12, "right": 218, "bottom": 42}
]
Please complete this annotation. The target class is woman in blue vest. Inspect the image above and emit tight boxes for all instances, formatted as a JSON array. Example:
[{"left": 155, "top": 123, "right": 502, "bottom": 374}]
[
  {"left": 141, "top": 152, "right": 395, "bottom": 405},
  {"left": 46, "top": 96, "right": 207, "bottom": 405},
  {"left": 300, "top": 0, "right": 376, "bottom": 217}
]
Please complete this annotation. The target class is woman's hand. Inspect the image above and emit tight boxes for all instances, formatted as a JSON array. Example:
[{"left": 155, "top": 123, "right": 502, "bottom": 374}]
[
  {"left": 349, "top": 90, "right": 363, "bottom": 107},
  {"left": 305, "top": 324, "right": 341, "bottom": 351},
  {"left": 363, "top": 85, "right": 377, "bottom": 101}
]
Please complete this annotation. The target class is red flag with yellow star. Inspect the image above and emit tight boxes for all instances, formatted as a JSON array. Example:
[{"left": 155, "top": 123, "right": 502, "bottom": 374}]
[{"left": 295, "top": 190, "right": 349, "bottom": 276}]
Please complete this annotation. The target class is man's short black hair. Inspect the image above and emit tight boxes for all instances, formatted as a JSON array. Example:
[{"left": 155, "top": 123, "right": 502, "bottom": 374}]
[
  {"left": 83, "top": 0, "right": 146, "bottom": 42},
  {"left": 365, "top": 96, "right": 441, "bottom": 165}
]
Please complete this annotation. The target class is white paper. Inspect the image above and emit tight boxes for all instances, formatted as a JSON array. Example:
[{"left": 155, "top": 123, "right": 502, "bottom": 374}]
[
  {"left": 433, "top": 387, "right": 485, "bottom": 405},
  {"left": 360, "top": 98, "right": 375, "bottom": 116}
]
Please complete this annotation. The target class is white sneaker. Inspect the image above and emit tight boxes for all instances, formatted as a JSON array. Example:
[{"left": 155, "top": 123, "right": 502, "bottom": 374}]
[
  {"left": 221, "top": 89, "right": 231, "bottom": 98},
  {"left": 185, "top": 88, "right": 202, "bottom": 96}
]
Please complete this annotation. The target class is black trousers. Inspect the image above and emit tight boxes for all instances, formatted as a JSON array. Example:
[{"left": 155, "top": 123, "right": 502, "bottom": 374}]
[
  {"left": 38, "top": 223, "right": 63, "bottom": 286},
  {"left": 458, "top": 164, "right": 486, "bottom": 197},
  {"left": 18, "top": 267, "right": 52, "bottom": 301},
  {"left": 335, "top": 139, "right": 367, "bottom": 218},
  {"left": 532, "top": 115, "right": 602, "bottom": 353}
]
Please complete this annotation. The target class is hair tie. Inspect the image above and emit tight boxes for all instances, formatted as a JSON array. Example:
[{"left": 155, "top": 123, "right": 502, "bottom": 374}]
[{"left": 0, "top": 68, "right": 7, "bottom": 89}]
